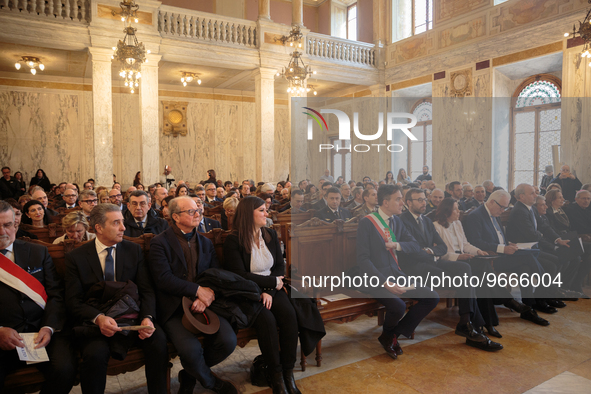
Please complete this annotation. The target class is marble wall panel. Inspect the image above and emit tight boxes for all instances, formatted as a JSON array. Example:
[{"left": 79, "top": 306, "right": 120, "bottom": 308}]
[
  {"left": 438, "top": 16, "right": 486, "bottom": 50},
  {"left": 491, "top": 70, "right": 512, "bottom": 190},
  {"left": 432, "top": 97, "right": 492, "bottom": 187},
  {"left": 0, "top": 89, "right": 87, "bottom": 186},
  {"left": 112, "top": 93, "right": 142, "bottom": 187},
  {"left": 474, "top": 71, "right": 491, "bottom": 97},
  {"left": 214, "top": 101, "right": 242, "bottom": 182},
  {"left": 274, "top": 105, "right": 290, "bottom": 182},
  {"left": 82, "top": 91, "right": 94, "bottom": 183},
  {"left": 491, "top": 0, "right": 561, "bottom": 34},
  {"left": 392, "top": 36, "right": 432, "bottom": 64}
]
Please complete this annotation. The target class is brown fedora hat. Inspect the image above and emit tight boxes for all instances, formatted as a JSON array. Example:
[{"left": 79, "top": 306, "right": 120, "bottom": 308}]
[{"left": 181, "top": 296, "right": 220, "bottom": 335}]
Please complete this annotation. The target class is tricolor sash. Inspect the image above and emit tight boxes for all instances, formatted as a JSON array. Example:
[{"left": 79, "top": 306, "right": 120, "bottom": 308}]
[
  {"left": 0, "top": 252, "right": 47, "bottom": 309},
  {"left": 366, "top": 212, "right": 400, "bottom": 270}
]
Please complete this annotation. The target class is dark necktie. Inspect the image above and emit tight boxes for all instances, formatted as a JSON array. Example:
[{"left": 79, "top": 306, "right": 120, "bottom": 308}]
[
  {"left": 529, "top": 208, "right": 537, "bottom": 231},
  {"left": 0, "top": 249, "right": 8, "bottom": 255},
  {"left": 417, "top": 215, "right": 426, "bottom": 237},
  {"left": 334, "top": 210, "right": 340, "bottom": 219},
  {"left": 388, "top": 216, "right": 395, "bottom": 233},
  {"left": 138, "top": 221, "right": 144, "bottom": 229},
  {"left": 184, "top": 230, "right": 195, "bottom": 242},
  {"left": 104, "top": 247, "right": 115, "bottom": 281},
  {"left": 198, "top": 222, "right": 205, "bottom": 233},
  {"left": 492, "top": 217, "right": 506, "bottom": 245}
]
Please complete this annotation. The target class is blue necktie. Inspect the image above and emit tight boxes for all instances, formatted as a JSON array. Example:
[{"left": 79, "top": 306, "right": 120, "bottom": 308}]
[
  {"left": 492, "top": 217, "right": 506, "bottom": 245},
  {"left": 198, "top": 223, "right": 205, "bottom": 233},
  {"left": 104, "top": 247, "right": 115, "bottom": 281},
  {"left": 530, "top": 208, "right": 537, "bottom": 231},
  {"left": 388, "top": 217, "right": 395, "bottom": 233},
  {"left": 0, "top": 249, "right": 8, "bottom": 255}
]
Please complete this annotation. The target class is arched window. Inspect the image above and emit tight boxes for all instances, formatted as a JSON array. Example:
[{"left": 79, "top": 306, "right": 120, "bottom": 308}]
[
  {"left": 511, "top": 75, "right": 561, "bottom": 189},
  {"left": 408, "top": 98, "right": 432, "bottom": 181}
]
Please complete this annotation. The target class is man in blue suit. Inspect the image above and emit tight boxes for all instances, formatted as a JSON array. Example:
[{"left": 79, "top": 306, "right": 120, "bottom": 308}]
[
  {"left": 357, "top": 184, "right": 439, "bottom": 360},
  {"left": 464, "top": 190, "right": 550, "bottom": 326},
  {"left": 149, "top": 196, "right": 238, "bottom": 394}
]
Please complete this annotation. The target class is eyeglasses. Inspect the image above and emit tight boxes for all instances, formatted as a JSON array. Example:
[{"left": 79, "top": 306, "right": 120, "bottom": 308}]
[
  {"left": 109, "top": 194, "right": 122, "bottom": 198},
  {"left": 129, "top": 201, "right": 148, "bottom": 207},
  {"left": 64, "top": 194, "right": 77, "bottom": 198},
  {"left": 81, "top": 199, "right": 98, "bottom": 204},
  {"left": 411, "top": 198, "right": 427, "bottom": 203},
  {"left": 178, "top": 209, "right": 200, "bottom": 216},
  {"left": 493, "top": 200, "right": 510, "bottom": 211}
]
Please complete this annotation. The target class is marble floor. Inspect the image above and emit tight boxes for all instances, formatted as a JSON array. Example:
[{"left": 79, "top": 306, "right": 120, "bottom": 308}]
[{"left": 68, "top": 292, "right": 591, "bottom": 394}]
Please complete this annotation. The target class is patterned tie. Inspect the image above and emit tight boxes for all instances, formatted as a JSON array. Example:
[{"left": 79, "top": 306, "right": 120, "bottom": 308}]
[{"left": 104, "top": 247, "right": 115, "bottom": 281}]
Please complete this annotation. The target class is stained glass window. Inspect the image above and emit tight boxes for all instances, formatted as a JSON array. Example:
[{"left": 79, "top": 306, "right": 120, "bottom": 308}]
[{"left": 516, "top": 80, "right": 561, "bottom": 108}]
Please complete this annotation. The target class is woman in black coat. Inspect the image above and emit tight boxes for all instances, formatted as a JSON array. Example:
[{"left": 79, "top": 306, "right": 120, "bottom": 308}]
[
  {"left": 223, "top": 196, "right": 300, "bottom": 394},
  {"left": 29, "top": 168, "right": 51, "bottom": 192}
]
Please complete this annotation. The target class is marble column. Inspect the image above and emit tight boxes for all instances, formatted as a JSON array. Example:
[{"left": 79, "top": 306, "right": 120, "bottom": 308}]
[
  {"left": 255, "top": 68, "right": 276, "bottom": 181},
  {"left": 370, "top": 84, "right": 390, "bottom": 180},
  {"left": 292, "top": 0, "right": 303, "bottom": 27},
  {"left": 258, "top": 0, "right": 271, "bottom": 21},
  {"left": 290, "top": 87, "right": 309, "bottom": 183},
  {"left": 89, "top": 47, "right": 113, "bottom": 187},
  {"left": 139, "top": 53, "right": 162, "bottom": 186}
]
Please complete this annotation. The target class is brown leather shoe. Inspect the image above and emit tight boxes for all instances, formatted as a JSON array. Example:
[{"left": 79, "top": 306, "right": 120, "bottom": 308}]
[
  {"left": 378, "top": 334, "right": 398, "bottom": 359},
  {"left": 392, "top": 335, "right": 403, "bottom": 355}
]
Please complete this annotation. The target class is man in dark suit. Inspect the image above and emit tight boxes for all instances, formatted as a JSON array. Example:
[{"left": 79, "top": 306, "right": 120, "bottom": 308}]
[
  {"left": 425, "top": 188, "right": 444, "bottom": 214},
  {"left": 400, "top": 189, "right": 501, "bottom": 349},
  {"left": 0, "top": 201, "right": 76, "bottom": 393},
  {"left": 0, "top": 166, "right": 18, "bottom": 199},
  {"left": 357, "top": 185, "right": 439, "bottom": 359},
  {"left": 506, "top": 184, "right": 575, "bottom": 311},
  {"left": 448, "top": 181, "right": 467, "bottom": 211},
  {"left": 204, "top": 183, "right": 223, "bottom": 204},
  {"left": 190, "top": 197, "right": 222, "bottom": 233},
  {"left": 564, "top": 190, "right": 591, "bottom": 235},
  {"left": 55, "top": 186, "right": 79, "bottom": 209},
  {"left": 65, "top": 203, "right": 168, "bottom": 394},
  {"left": 123, "top": 190, "right": 168, "bottom": 237},
  {"left": 108, "top": 188, "right": 128, "bottom": 213},
  {"left": 464, "top": 190, "right": 551, "bottom": 326},
  {"left": 311, "top": 182, "right": 333, "bottom": 211},
  {"left": 550, "top": 165, "right": 583, "bottom": 202},
  {"left": 352, "top": 188, "right": 378, "bottom": 217},
  {"left": 465, "top": 185, "right": 486, "bottom": 210},
  {"left": 31, "top": 188, "right": 58, "bottom": 218},
  {"left": 279, "top": 189, "right": 305, "bottom": 213},
  {"left": 149, "top": 196, "right": 238, "bottom": 394},
  {"left": 315, "top": 187, "right": 352, "bottom": 223}
]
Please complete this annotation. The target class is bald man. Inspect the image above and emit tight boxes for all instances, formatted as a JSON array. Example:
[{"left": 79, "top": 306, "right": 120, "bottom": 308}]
[{"left": 425, "top": 188, "right": 444, "bottom": 214}]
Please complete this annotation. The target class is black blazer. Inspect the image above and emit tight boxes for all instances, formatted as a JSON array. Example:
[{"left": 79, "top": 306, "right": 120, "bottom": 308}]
[
  {"left": 506, "top": 201, "right": 546, "bottom": 244},
  {"left": 564, "top": 203, "right": 591, "bottom": 235},
  {"left": 399, "top": 210, "right": 447, "bottom": 257},
  {"left": 0, "top": 240, "right": 65, "bottom": 332},
  {"left": 148, "top": 226, "right": 219, "bottom": 325},
  {"left": 314, "top": 205, "right": 352, "bottom": 222},
  {"left": 545, "top": 208, "right": 571, "bottom": 234},
  {"left": 29, "top": 176, "right": 51, "bottom": 192},
  {"left": 201, "top": 217, "right": 221, "bottom": 232},
  {"left": 123, "top": 209, "right": 169, "bottom": 238},
  {"left": 464, "top": 204, "right": 506, "bottom": 252},
  {"left": 65, "top": 239, "right": 155, "bottom": 324},
  {"left": 223, "top": 228, "right": 284, "bottom": 296}
]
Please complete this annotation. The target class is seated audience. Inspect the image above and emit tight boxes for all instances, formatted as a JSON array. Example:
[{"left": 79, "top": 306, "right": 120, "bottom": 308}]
[
  {"left": 482, "top": 180, "right": 495, "bottom": 200},
  {"left": 315, "top": 187, "right": 352, "bottom": 222},
  {"left": 108, "top": 188, "right": 126, "bottom": 212},
  {"left": 223, "top": 196, "right": 305, "bottom": 394},
  {"left": 29, "top": 168, "right": 51, "bottom": 191},
  {"left": 204, "top": 183, "right": 222, "bottom": 203},
  {"left": 305, "top": 184, "right": 317, "bottom": 195},
  {"left": 425, "top": 188, "right": 444, "bottom": 214},
  {"left": 397, "top": 169, "right": 411, "bottom": 185},
  {"left": 124, "top": 190, "right": 169, "bottom": 237},
  {"left": 31, "top": 188, "right": 58, "bottom": 218},
  {"left": 97, "top": 190, "right": 109, "bottom": 204},
  {"left": 53, "top": 211, "right": 96, "bottom": 244},
  {"left": 216, "top": 187, "right": 225, "bottom": 200},
  {"left": 340, "top": 183, "right": 352, "bottom": 202},
  {"left": 153, "top": 186, "right": 169, "bottom": 211},
  {"left": 222, "top": 196, "right": 239, "bottom": 230},
  {"left": 55, "top": 187, "right": 79, "bottom": 209},
  {"left": 414, "top": 166, "right": 432, "bottom": 182},
  {"left": 385, "top": 171, "right": 395, "bottom": 185},
  {"left": 312, "top": 182, "right": 333, "bottom": 211},
  {"left": 540, "top": 165, "right": 554, "bottom": 195},
  {"left": 176, "top": 184, "right": 189, "bottom": 197},
  {"left": 22, "top": 200, "right": 49, "bottom": 227},
  {"left": 564, "top": 190, "right": 591, "bottom": 236},
  {"left": 352, "top": 188, "right": 378, "bottom": 217},
  {"left": 78, "top": 190, "right": 98, "bottom": 218}
]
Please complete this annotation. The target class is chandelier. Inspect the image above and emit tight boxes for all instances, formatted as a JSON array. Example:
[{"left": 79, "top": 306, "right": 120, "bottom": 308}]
[
  {"left": 564, "top": 0, "right": 591, "bottom": 67},
  {"left": 112, "top": 1, "right": 146, "bottom": 93},
  {"left": 276, "top": 25, "right": 316, "bottom": 96},
  {"left": 15, "top": 56, "right": 44, "bottom": 75},
  {"left": 181, "top": 72, "right": 201, "bottom": 87}
]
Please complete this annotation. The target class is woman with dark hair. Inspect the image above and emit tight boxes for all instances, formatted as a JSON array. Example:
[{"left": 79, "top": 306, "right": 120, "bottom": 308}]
[
  {"left": 5, "top": 200, "right": 38, "bottom": 239},
  {"left": 305, "top": 184, "right": 317, "bottom": 194},
  {"left": 13, "top": 171, "right": 26, "bottom": 197},
  {"left": 385, "top": 171, "right": 395, "bottom": 185},
  {"left": 223, "top": 197, "right": 301, "bottom": 394},
  {"left": 136, "top": 183, "right": 144, "bottom": 191},
  {"left": 133, "top": 171, "right": 142, "bottom": 187},
  {"left": 175, "top": 184, "right": 189, "bottom": 197},
  {"left": 29, "top": 169, "right": 51, "bottom": 191},
  {"left": 22, "top": 200, "right": 50, "bottom": 227},
  {"left": 544, "top": 189, "right": 571, "bottom": 234}
]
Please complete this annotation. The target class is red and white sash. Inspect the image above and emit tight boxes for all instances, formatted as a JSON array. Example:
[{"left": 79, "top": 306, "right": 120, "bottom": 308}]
[
  {"left": 366, "top": 213, "right": 401, "bottom": 270},
  {"left": 0, "top": 252, "right": 47, "bottom": 309}
]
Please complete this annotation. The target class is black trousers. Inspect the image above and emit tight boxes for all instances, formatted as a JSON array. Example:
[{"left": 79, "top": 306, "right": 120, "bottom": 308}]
[
  {"left": 252, "top": 289, "right": 298, "bottom": 373},
  {"left": 164, "top": 312, "right": 236, "bottom": 390},
  {"left": 78, "top": 323, "right": 169, "bottom": 394},
  {"left": 375, "top": 285, "right": 439, "bottom": 339},
  {"left": 0, "top": 331, "right": 77, "bottom": 394},
  {"left": 468, "top": 258, "right": 512, "bottom": 327},
  {"left": 492, "top": 251, "right": 546, "bottom": 306}
]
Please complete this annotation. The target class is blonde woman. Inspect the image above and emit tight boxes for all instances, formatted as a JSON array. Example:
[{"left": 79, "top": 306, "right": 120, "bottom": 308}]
[{"left": 53, "top": 211, "right": 96, "bottom": 244}]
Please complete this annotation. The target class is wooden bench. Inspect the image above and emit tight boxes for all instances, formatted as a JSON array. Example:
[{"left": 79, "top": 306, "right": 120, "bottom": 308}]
[{"left": 18, "top": 223, "right": 64, "bottom": 243}]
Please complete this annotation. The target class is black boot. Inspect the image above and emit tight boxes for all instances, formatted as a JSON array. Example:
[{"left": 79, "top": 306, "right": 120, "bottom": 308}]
[
  {"left": 177, "top": 369, "right": 196, "bottom": 394},
  {"left": 271, "top": 371, "right": 289, "bottom": 394},
  {"left": 283, "top": 369, "right": 302, "bottom": 394}
]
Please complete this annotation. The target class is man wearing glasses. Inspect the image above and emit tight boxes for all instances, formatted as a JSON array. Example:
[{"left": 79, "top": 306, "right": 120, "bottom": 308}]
[
  {"left": 148, "top": 196, "right": 238, "bottom": 394},
  {"left": 204, "top": 183, "right": 222, "bottom": 204},
  {"left": 78, "top": 190, "right": 98, "bottom": 218},
  {"left": 123, "top": 190, "right": 168, "bottom": 237},
  {"left": 464, "top": 190, "right": 551, "bottom": 326},
  {"left": 108, "top": 188, "right": 127, "bottom": 213},
  {"left": 56, "top": 188, "right": 79, "bottom": 209}
]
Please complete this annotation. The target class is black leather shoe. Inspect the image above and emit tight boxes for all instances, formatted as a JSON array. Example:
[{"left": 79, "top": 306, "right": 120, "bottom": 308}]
[
  {"left": 520, "top": 309, "right": 550, "bottom": 326},
  {"left": 378, "top": 334, "right": 398, "bottom": 360},
  {"left": 466, "top": 337, "right": 503, "bottom": 352},
  {"left": 283, "top": 370, "right": 302, "bottom": 394},
  {"left": 212, "top": 375, "right": 239, "bottom": 394},
  {"left": 533, "top": 303, "right": 558, "bottom": 314},
  {"left": 547, "top": 299, "right": 567, "bottom": 308},
  {"left": 503, "top": 299, "right": 531, "bottom": 314},
  {"left": 178, "top": 369, "right": 196, "bottom": 394},
  {"left": 270, "top": 371, "right": 288, "bottom": 394},
  {"left": 392, "top": 335, "right": 403, "bottom": 356},
  {"left": 455, "top": 322, "right": 487, "bottom": 343},
  {"left": 484, "top": 325, "right": 502, "bottom": 338}
]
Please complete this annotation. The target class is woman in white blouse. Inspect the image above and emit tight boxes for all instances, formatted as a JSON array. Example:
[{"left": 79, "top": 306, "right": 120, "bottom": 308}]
[
  {"left": 223, "top": 196, "right": 300, "bottom": 394},
  {"left": 432, "top": 198, "right": 488, "bottom": 261}
]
